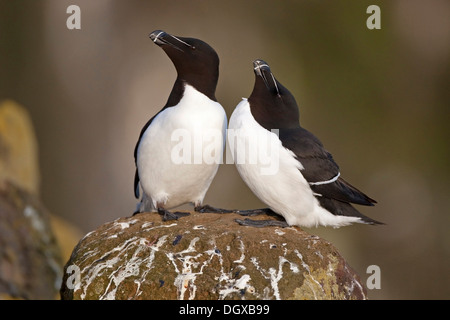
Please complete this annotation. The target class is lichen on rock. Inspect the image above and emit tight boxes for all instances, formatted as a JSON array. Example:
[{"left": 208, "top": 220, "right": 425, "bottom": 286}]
[{"left": 60, "top": 211, "right": 367, "bottom": 300}]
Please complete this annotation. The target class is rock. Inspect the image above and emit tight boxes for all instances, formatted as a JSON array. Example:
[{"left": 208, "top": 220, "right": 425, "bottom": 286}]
[
  {"left": 0, "top": 100, "right": 64, "bottom": 299},
  {"left": 0, "top": 181, "right": 63, "bottom": 299},
  {"left": 60, "top": 211, "right": 367, "bottom": 300},
  {"left": 0, "top": 100, "right": 40, "bottom": 195}
]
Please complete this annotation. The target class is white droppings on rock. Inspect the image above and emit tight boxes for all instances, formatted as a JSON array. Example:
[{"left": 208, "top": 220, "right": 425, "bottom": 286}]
[
  {"left": 233, "top": 239, "right": 245, "bottom": 263},
  {"left": 167, "top": 237, "right": 205, "bottom": 300},
  {"left": 65, "top": 215, "right": 367, "bottom": 300},
  {"left": 142, "top": 222, "right": 178, "bottom": 230},
  {"left": 250, "top": 252, "right": 300, "bottom": 300},
  {"left": 117, "top": 222, "right": 130, "bottom": 230},
  {"left": 219, "top": 274, "right": 253, "bottom": 299},
  {"left": 78, "top": 235, "right": 169, "bottom": 300},
  {"left": 315, "top": 251, "right": 324, "bottom": 260},
  {"left": 23, "top": 205, "right": 48, "bottom": 241},
  {"left": 342, "top": 264, "right": 367, "bottom": 300},
  {"left": 294, "top": 250, "right": 310, "bottom": 273}
]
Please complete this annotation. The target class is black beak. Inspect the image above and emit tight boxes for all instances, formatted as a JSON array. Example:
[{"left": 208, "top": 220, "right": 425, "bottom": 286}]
[
  {"left": 253, "top": 59, "right": 280, "bottom": 96},
  {"left": 149, "top": 30, "right": 192, "bottom": 52}
]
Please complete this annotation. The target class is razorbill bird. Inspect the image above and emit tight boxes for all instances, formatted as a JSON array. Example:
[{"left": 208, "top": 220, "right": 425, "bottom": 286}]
[
  {"left": 133, "top": 30, "right": 228, "bottom": 221},
  {"left": 228, "top": 59, "right": 381, "bottom": 228}
]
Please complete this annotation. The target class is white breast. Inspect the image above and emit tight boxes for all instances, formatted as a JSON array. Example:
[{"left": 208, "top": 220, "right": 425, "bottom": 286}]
[
  {"left": 228, "top": 99, "right": 362, "bottom": 228},
  {"left": 137, "top": 84, "right": 227, "bottom": 211}
]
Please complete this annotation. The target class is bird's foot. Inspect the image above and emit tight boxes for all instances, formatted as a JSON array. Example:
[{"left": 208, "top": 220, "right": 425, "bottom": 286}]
[
  {"left": 235, "top": 218, "right": 289, "bottom": 228},
  {"left": 158, "top": 208, "right": 190, "bottom": 221},
  {"left": 132, "top": 210, "right": 140, "bottom": 216},
  {"left": 194, "top": 204, "right": 233, "bottom": 214},
  {"left": 235, "top": 208, "right": 277, "bottom": 217}
]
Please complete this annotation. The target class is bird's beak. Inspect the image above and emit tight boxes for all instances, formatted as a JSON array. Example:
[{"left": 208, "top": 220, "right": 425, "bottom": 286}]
[
  {"left": 149, "top": 30, "right": 192, "bottom": 52},
  {"left": 253, "top": 59, "right": 280, "bottom": 96}
]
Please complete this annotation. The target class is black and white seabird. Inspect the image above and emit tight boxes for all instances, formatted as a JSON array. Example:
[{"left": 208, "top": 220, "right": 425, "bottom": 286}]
[
  {"left": 228, "top": 59, "right": 381, "bottom": 228},
  {"left": 133, "top": 30, "right": 228, "bottom": 221}
]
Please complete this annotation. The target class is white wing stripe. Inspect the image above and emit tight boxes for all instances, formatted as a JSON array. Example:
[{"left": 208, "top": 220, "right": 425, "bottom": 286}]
[{"left": 308, "top": 172, "right": 340, "bottom": 186}]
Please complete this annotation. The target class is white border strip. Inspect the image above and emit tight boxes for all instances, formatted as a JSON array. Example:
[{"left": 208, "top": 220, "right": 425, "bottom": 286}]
[{"left": 309, "top": 172, "right": 340, "bottom": 186}]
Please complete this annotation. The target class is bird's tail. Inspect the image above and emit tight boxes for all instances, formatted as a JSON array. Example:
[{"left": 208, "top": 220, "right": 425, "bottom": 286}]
[{"left": 318, "top": 196, "right": 384, "bottom": 225}]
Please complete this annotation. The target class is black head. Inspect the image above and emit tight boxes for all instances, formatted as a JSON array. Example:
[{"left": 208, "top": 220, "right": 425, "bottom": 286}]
[
  {"left": 248, "top": 59, "right": 300, "bottom": 130},
  {"left": 149, "top": 30, "right": 219, "bottom": 100}
]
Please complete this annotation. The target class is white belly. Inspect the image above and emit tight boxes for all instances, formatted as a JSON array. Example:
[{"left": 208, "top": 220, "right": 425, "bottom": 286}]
[{"left": 137, "top": 85, "right": 227, "bottom": 211}]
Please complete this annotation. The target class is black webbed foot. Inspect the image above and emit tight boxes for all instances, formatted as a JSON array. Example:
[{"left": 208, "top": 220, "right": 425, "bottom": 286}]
[
  {"left": 194, "top": 204, "right": 234, "bottom": 214},
  {"left": 132, "top": 210, "right": 140, "bottom": 216},
  {"left": 235, "top": 218, "right": 289, "bottom": 228},
  {"left": 158, "top": 208, "right": 190, "bottom": 221},
  {"left": 235, "top": 208, "right": 277, "bottom": 217}
]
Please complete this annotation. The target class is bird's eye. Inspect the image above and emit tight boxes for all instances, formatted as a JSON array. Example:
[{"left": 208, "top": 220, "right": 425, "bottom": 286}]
[{"left": 191, "top": 46, "right": 196, "bottom": 50}]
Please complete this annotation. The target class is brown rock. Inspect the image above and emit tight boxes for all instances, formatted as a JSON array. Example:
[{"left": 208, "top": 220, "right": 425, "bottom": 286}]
[
  {"left": 0, "top": 100, "right": 64, "bottom": 299},
  {"left": 0, "top": 181, "right": 63, "bottom": 299},
  {"left": 61, "top": 211, "right": 367, "bottom": 300}
]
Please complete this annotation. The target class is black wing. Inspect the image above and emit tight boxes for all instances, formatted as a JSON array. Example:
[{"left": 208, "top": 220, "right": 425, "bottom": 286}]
[
  {"left": 134, "top": 80, "right": 186, "bottom": 198},
  {"left": 133, "top": 114, "right": 158, "bottom": 199},
  {"left": 279, "top": 127, "right": 377, "bottom": 206}
]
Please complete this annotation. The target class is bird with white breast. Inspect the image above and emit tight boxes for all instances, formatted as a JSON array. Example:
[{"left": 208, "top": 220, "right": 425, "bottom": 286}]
[
  {"left": 228, "top": 59, "right": 381, "bottom": 228},
  {"left": 133, "top": 30, "right": 228, "bottom": 221}
]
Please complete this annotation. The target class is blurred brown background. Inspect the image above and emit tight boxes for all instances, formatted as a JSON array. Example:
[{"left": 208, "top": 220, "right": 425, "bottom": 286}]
[{"left": 1, "top": 0, "right": 449, "bottom": 299}]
